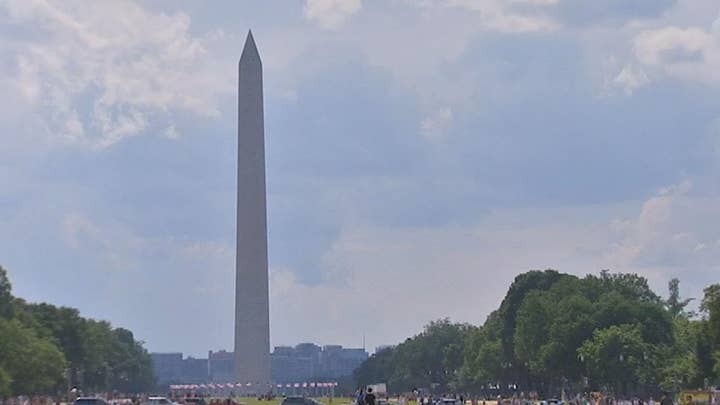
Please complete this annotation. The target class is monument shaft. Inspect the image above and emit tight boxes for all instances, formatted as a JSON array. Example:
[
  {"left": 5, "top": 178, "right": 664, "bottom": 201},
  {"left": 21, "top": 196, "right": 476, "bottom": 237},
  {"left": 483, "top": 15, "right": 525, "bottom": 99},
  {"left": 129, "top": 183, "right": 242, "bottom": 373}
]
[{"left": 234, "top": 31, "right": 271, "bottom": 385}]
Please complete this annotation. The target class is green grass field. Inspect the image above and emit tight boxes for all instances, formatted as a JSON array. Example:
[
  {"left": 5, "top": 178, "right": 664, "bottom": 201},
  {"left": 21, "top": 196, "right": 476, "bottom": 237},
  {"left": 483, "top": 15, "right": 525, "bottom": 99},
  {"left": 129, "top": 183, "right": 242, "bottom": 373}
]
[{"left": 230, "top": 397, "right": 355, "bottom": 405}]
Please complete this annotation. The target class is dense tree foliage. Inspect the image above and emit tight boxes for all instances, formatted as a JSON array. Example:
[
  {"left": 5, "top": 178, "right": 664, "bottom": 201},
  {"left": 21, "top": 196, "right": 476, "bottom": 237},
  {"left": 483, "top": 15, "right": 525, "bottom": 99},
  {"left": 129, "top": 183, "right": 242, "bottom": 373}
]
[
  {"left": 701, "top": 284, "right": 720, "bottom": 378},
  {"left": 355, "top": 270, "right": 719, "bottom": 397},
  {"left": 0, "top": 266, "right": 154, "bottom": 397},
  {"left": 355, "top": 319, "right": 477, "bottom": 392},
  {"left": 667, "top": 278, "right": 694, "bottom": 319},
  {"left": 0, "top": 266, "right": 14, "bottom": 319}
]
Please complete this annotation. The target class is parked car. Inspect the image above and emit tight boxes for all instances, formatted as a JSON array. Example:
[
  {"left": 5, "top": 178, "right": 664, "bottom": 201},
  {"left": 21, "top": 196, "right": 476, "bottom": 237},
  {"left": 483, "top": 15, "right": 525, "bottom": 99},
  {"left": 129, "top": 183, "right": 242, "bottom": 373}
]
[
  {"left": 281, "top": 397, "right": 309, "bottom": 405},
  {"left": 280, "top": 397, "right": 322, "bottom": 405},
  {"left": 75, "top": 398, "right": 110, "bottom": 405},
  {"left": 181, "top": 398, "right": 206, "bottom": 405},
  {"left": 144, "top": 397, "right": 175, "bottom": 405}
]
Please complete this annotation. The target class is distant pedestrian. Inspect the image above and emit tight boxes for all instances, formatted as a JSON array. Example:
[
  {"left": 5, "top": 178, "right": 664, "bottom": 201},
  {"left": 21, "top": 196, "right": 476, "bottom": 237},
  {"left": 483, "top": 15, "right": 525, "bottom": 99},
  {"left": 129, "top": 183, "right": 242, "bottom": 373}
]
[
  {"left": 660, "top": 393, "right": 673, "bottom": 405},
  {"left": 365, "top": 388, "right": 376, "bottom": 405},
  {"left": 356, "top": 389, "right": 365, "bottom": 405}
]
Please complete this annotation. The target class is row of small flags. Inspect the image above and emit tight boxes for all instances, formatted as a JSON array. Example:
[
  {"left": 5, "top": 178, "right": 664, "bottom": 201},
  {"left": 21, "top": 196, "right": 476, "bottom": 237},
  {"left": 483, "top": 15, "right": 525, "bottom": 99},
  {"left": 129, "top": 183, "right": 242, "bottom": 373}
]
[
  {"left": 170, "top": 382, "right": 339, "bottom": 390},
  {"left": 278, "top": 382, "right": 339, "bottom": 389}
]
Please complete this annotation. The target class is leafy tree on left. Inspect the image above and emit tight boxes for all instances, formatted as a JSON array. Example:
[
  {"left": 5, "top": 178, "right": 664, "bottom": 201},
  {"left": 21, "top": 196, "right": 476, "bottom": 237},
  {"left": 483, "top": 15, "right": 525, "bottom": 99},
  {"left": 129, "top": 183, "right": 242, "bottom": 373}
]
[
  {"left": 0, "top": 265, "right": 155, "bottom": 396},
  {"left": 0, "top": 316, "right": 67, "bottom": 394}
]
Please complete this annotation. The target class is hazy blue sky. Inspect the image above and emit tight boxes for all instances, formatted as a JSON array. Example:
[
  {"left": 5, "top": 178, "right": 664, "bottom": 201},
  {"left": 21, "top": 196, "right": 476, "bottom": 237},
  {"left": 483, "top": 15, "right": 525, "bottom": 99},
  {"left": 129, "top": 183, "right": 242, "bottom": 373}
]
[{"left": 2, "top": 0, "right": 720, "bottom": 356}]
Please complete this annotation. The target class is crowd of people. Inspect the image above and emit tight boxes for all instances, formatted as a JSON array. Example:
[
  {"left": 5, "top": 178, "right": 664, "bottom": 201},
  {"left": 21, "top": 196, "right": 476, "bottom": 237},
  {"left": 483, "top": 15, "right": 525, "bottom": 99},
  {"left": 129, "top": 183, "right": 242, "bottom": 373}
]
[
  {"left": 349, "top": 389, "right": 700, "bottom": 405},
  {"left": 0, "top": 396, "right": 59, "bottom": 405},
  {"left": 1, "top": 389, "right": 711, "bottom": 405}
]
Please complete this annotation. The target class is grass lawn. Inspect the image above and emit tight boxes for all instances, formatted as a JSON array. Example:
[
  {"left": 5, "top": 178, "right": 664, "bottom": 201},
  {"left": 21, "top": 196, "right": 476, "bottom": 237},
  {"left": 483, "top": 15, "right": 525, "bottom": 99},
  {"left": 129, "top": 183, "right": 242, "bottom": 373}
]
[
  {"left": 312, "top": 398, "right": 354, "bottom": 405},
  {"left": 233, "top": 398, "right": 281, "bottom": 405},
  {"left": 231, "top": 397, "right": 355, "bottom": 405}
]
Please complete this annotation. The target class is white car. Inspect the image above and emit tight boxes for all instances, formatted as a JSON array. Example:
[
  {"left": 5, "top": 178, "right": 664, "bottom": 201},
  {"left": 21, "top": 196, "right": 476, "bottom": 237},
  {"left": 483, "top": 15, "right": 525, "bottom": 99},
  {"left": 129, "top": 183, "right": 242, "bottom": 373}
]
[{"left": 144, "top": 397, "right": 176, "bottom": 405}]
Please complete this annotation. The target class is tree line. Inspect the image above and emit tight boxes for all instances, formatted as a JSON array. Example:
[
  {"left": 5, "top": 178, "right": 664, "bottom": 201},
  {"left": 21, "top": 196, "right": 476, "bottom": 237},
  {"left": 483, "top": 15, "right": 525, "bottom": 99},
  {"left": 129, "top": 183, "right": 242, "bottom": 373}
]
[
  {"left": 0, "top": 265, "right": 154, "bottom": 397},
  {"left": 354, "top": 270, "right": 720, "bottom": 397}
]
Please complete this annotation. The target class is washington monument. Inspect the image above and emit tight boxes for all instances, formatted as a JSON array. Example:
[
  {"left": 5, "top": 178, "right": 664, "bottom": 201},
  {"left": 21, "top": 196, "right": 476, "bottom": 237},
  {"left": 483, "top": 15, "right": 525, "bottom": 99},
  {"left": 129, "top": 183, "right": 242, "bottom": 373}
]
[{"left": 234, "top": 31, "right": 271, "bottom": 385}]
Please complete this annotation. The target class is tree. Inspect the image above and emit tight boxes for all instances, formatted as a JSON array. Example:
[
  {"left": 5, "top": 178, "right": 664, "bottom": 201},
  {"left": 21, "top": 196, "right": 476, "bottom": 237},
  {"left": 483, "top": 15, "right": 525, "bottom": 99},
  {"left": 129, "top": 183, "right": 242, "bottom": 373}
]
[
  {"left": 701, "top": 284, "right": 720, "bottom": 344},
  {"left": 354, "top": 346, "right": 394, "bottom": 389},
  {"left": 0, "top": 265, "right": 155, "bottom": 395},
  {"left": 0, "top": 266, "right": 13, "bottom": 319},
  {"left": 351, "top": 270, "right": 708, "bottom": 394},
  {"left": 577, "top": 324, "right": 654, "bottom": 394},
  {"left": 514, "top": 291, "right": 551, "bottom": 374},
  {"left": 354, "top": 319, "right": 476, "bottom": 393},
  {"left": 17, "top": 303, "right": 88, "bottom": 365},
  {"left": 0, "top": 318, "right": 67, "bottom": 395},
  {"left": 0, "top": 367, "right": 11, "bottom": 398},
  {"left": 700, "top": 284, "right": 720, "bottom": 382},
  {"left": 657, "top": 317, "right": 702, "bottom": 391},
  {"left": 498, "top": 270, "right": 567, "bottom": 360},
  {"left": 459, "top": 312, "right": 503, "bottom": 391},
  {"left": 666, "top": 278, "right": 694, "bottom": 319}
]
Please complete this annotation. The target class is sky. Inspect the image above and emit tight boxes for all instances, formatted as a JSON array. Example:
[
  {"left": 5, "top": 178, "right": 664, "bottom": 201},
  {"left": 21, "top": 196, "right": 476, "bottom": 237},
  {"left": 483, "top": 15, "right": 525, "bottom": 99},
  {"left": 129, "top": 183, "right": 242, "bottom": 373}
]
[{"left": 1, "top": 0, "right": 720, "bottom": 357}]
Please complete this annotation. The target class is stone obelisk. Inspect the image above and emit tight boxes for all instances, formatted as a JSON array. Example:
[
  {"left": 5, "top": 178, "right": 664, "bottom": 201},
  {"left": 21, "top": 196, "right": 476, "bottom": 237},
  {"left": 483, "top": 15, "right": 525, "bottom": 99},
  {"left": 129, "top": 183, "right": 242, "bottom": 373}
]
[{"left": 234, "top": 30, "right": 271, "bottom": 386}]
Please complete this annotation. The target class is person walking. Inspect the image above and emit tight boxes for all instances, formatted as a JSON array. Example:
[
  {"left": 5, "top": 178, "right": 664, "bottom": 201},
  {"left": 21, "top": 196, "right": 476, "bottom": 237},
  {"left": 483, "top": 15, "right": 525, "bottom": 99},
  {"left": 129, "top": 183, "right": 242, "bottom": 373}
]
[
  {"left": 356, "top": 388, "right": 365, "bottom": 405},
  {"left": 365, "top": 388, "right": 376, "bottom": 405},
  {"left": 660, "top": 393, "right": 673, "bottom": 405}
]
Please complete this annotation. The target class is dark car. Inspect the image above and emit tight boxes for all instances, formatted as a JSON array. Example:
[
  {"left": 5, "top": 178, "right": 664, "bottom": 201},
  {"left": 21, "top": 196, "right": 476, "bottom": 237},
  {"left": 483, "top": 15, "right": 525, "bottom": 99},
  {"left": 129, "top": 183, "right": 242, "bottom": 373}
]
[
  {"left": 182, "top": 398, "right": 207, "bottom": 405},
  {"left": 75, "top": 398, "right": 110, "bottom": 405},
  {"left": 281, "top": 397, "right": 318, "bottom": 405}
]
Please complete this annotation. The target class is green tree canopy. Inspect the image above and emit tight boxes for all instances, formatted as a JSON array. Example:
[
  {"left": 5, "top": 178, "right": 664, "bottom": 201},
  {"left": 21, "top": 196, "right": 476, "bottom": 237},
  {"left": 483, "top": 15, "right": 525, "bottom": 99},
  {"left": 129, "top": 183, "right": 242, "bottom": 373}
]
[
  {"left": 0, "top": 266, "right": 13, "bottom": 319},
  {"left": 355, "top": 319, "right": 476, "bottom": 392},
  {"left": 666, "top": 278, "right": 694, "bottom": 319},
  {"left": 578, "top": 324, "right": 657, "bottom": 390},
  {"left": 701, "top": 284, "right": 720, "bottom": 380},
  {"left": 353, "top": 270, "right": 716, "bottom": 396},
  {"left": 0, "top": 265, "right": 155, "bottom": 396},
  {"left": 0, "top": 318, "right": 67, "bottom": 395}
]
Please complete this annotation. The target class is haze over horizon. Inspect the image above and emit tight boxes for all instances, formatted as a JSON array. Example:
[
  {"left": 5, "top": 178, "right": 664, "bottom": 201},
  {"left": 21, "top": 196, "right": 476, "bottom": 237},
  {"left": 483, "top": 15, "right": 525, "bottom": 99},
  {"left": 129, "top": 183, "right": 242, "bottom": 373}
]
[{"left": 2, "top": 0, "right": 720, "bottom": 357}]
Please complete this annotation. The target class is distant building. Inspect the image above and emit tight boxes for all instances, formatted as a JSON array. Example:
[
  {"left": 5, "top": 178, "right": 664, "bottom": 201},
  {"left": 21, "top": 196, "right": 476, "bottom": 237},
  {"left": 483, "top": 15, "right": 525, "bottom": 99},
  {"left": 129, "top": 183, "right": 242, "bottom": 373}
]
[
  {"left": 152, "top": 343, "right": 368, "bottom": 385},
  {"left": 319, "top": 345, "right": 368, "bottom": 379},
  {"left": 151, "top": 353, "right": 184, "bottom": 384},
  {"left": 209, "top": 350, "right": 236, "bottom": 383},
  {"left": 271, "top": 353, "right": 314, "bottom": 383},
  {"left": 270, "top": 343, "right": 368, "bottom": 383},
  {"left": 182, "top": 357, "right": 209, "bottom": 383},
  {"left": 151, "top": 353, "right": 208, "bottom": 386}
]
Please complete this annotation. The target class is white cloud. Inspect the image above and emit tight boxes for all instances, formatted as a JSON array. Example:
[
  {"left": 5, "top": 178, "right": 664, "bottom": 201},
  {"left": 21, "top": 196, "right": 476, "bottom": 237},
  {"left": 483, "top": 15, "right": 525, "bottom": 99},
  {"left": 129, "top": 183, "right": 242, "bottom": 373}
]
[
  {"left": 420, "top": 107, "right": 454, "bottom": 140},
  {"left": 433, "top": 0, "right": 559, "bottom": 33},
  {"left": 270, "top": 219, "right": 608, "bottom": 348},
  {"left": 163, "top": 124, "right": 180, "bottom": 140},
  {"left": 269, "top": 179, "right": 720, "bottom": 347},
  {"left": 630, "top": 15, "right": 720, "bottom": 85},
  {"left": 604, "top": 181, "right": 720, "bottom": 276},
  {"left": 612, "top": 64, "right": 650, "bottom": 95},
  {"left": 61, "top": 212, "right": 233, "bottom": 273},
  {"left": 0, "top": 0, "right": 231, "bottom": 148},
  {"left": 303, "top": 0, "right": 362, "bottom": 29}
]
